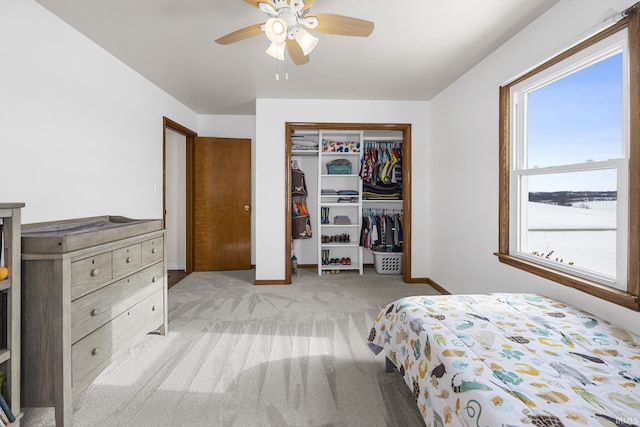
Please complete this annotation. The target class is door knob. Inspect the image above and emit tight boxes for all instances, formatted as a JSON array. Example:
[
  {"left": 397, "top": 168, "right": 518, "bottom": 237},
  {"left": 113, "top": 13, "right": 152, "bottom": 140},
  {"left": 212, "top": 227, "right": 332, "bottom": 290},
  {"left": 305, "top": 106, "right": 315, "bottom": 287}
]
[{"left": 244, "top": 205, "right": 251, "bottom": 212}]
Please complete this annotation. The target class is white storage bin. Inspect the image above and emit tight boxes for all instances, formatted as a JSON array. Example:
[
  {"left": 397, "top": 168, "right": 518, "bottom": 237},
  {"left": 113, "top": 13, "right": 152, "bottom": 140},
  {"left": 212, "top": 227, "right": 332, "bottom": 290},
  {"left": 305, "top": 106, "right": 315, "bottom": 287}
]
[{"left": 373, "top": 251, "right": 402, "bottom": 274}]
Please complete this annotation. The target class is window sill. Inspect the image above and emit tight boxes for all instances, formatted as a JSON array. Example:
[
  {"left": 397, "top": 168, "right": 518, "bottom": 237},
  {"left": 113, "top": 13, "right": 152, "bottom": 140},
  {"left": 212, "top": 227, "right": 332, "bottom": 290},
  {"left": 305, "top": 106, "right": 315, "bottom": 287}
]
[{"left": 495, "top": 252, "right": 640, "bottom": 311}]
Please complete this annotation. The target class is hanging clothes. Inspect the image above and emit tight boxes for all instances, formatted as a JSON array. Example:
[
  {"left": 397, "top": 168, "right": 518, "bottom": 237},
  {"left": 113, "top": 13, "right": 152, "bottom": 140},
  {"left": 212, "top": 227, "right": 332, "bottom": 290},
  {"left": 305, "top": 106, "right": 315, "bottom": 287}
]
[
  {"left": 360, "top": 209, "right": 403, "bottom": 250},
  {"left": 360, "top": 142, "right": 403, "bottom": 200}
]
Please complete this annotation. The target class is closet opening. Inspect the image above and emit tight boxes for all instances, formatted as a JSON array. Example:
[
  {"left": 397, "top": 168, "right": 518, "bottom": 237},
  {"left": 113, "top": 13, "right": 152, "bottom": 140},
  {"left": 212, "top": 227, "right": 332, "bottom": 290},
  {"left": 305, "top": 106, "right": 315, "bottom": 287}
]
[{"left": 285, "top": 122, "right": 412, "bottom": 284}]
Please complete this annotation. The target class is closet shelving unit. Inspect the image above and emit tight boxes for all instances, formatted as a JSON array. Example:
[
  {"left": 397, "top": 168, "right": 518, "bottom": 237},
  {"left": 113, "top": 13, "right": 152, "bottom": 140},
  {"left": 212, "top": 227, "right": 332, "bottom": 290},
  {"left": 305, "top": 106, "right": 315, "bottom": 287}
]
[
  {"left": 0, "top": 203, "right": 23, "bottom": 426},
  {"left": 317, "top": 130, "right": 364, "bottom": 275},
  {"left": 289, "top": 128, "right": 406, "bottom": 275},
  {"left": 360, "top": 132, "right": 404, "bottom": 266},
  {"left": 291, "top": 130, "right": 320, "bottom": 270}
]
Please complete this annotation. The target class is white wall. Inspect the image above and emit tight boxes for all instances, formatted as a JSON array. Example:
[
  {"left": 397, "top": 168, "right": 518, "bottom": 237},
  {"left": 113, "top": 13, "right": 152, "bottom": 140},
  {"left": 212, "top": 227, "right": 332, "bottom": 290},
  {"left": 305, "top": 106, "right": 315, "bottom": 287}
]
[
  {"left": 0, "top": 0, "right": 198, "bottom": 224},
  {"left": 165, "top": 129, "right": 186, "bottom": 270},
  {"left": 429, "top": 0, "right": 640, "bottom": 334},
  {"left": 255, "top": 99, "right": 430, "bottom": 281}
]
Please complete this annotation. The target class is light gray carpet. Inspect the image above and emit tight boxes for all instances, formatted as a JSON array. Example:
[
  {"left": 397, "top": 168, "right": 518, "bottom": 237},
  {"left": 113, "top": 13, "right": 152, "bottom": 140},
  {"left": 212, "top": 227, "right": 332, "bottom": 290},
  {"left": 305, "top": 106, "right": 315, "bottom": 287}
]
[{"left": 23, "top": 268, "right": 440, "bottom": 426}]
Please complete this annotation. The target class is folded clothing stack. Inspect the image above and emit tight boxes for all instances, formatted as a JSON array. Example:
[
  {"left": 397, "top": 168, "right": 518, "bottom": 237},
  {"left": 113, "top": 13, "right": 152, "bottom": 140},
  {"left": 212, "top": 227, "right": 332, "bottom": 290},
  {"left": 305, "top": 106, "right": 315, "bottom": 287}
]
[
  {"left": 292, "top": 138, "right": 319, "bottom": 151},
  {"left": 338, "top": 197, "right": 358, "bottom": 203},
  {"left": 362, "top": 182, "right": 401, "bottom": 200},
  {"left": 333, "top": 215, "right": 351, "bottom": 225}
]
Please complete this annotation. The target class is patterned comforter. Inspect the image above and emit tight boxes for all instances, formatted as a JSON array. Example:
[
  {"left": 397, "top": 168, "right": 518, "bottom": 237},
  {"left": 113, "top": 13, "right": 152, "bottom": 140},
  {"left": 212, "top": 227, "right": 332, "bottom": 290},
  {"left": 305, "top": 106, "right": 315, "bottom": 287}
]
[{"left": 367, "top": 293, "right": 640, "bottom": 426}]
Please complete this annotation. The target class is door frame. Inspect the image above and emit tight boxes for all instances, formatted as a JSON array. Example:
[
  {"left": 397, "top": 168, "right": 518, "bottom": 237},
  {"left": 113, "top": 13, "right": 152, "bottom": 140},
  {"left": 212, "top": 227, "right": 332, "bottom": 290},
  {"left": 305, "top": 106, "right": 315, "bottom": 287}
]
[
  {"left": 163, "top": 117, "right": 197, "bottom": 273},
  {"left": 285, "top": 122, "right": 412, "bottom": 283}
]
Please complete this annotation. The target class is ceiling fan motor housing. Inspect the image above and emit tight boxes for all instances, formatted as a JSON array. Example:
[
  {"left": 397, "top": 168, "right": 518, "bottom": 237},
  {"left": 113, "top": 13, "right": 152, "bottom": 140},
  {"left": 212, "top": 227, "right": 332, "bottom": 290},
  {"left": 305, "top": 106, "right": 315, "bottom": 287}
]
[{"left": 265, "top": 0, "right": 311, "bottom": 40}]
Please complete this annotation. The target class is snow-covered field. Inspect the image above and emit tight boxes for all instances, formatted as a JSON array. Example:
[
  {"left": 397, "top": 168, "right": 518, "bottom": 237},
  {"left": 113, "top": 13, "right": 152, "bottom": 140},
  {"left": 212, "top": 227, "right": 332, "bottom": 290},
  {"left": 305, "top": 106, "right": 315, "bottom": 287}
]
[{"left": 525, "top": 201, "right": 616, "bottom": 277}]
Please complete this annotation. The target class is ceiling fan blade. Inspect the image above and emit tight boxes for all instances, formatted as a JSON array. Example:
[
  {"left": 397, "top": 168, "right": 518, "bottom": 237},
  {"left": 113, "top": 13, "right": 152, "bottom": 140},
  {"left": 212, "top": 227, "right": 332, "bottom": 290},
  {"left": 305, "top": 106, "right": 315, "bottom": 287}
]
[
  {"left": 310, "top": 13, "right": 374, "bottom": 37},
  {"left": 286, "top": 39, "right": 309, "bottom": 65},
  {"left": 215, "top": 23, "right": 264, "bottom": 45},
  {"left": 243, "top": 0, "right": 276, "bottom": 9}
]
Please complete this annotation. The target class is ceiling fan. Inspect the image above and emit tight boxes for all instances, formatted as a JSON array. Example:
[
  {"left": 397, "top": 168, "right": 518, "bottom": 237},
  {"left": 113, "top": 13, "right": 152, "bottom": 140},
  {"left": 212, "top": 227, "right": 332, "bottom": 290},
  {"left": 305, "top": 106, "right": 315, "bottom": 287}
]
[{"left": 215, "top": 0, "right": 374, "bottom": 65}]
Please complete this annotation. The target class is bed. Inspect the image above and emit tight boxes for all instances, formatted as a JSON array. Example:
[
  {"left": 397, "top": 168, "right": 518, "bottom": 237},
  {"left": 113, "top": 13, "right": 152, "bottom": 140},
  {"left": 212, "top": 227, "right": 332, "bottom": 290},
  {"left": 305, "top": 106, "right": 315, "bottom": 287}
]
[{"left": 367, "top": 293, "right": 640, "bottom": 427}]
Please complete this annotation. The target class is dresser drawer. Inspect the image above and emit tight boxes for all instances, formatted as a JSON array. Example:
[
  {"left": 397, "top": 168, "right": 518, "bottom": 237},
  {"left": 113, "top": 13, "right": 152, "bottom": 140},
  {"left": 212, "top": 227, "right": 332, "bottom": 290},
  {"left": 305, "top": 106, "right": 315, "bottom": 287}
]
[
  {"left": 141, "top": 237, "right": 163, "bottom": 265},
  {"left": 71, "top": 262, "right": 164, "bottom": 343},
  {"left": 71, "top": 252, "right": 113, "bottom": 300},
  {"left": 72, "top": 289, "right": 164, "bottom": 392},
  {"left": 112, "top": 243, "right": 141, "bottom": 277}
]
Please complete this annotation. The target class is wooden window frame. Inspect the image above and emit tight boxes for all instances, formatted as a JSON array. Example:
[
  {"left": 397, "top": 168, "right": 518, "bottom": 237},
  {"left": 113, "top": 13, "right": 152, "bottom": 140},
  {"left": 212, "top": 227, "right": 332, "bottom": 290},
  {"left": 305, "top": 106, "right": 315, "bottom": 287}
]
[{"left": 497, "top": 6, "right": 640, "bottom": 311}]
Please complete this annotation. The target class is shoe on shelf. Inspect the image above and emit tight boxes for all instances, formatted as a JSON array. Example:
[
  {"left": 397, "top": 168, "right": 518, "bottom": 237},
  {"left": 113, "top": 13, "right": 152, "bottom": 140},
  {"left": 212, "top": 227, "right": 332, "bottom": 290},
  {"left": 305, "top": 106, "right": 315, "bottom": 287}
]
[{"left": 346, "top": 257, "right": 351, "bottom": 265}]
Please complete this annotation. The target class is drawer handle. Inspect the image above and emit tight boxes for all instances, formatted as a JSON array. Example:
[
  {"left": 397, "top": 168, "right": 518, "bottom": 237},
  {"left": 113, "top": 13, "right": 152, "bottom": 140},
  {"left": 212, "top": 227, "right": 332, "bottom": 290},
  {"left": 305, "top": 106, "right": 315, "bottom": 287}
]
[
  {"left": 91, "top": 348, "right": 99, "bottom": 357},
  {"left": 90, "top": 308, "right": 99, "bottom": 317},
  {"left": 126, "top": 256, "right": 132, "bottom": 264},
  {"left": 90, "top": 268, "right": 99, "bottom": 277},
  {"left": 152, "top": 305, "right": 156, "bottom": 312},
  {"left": 151, "top": 248, "right": 157, "bottom": 254},
  {"left": 152, "top": 277, "right": 156, "bottom": 283}
]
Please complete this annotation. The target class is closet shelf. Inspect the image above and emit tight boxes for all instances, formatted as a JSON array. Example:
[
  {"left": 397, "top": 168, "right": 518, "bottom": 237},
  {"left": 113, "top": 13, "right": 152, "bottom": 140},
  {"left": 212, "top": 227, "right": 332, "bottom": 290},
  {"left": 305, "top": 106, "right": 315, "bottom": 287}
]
[
  {"left": 0, "top": 348, "right": 11, "bottom": 364},
  {"left": 0, "top": 349, "right": 10, "bottom": 365},
  {"left": 320, "top": 202, "right": 361, "bottom": 207},
  {"left": 321, "top": 243, "right": 360, "bottom": 248},
  {"left": 292, "top": 150, "right": 318, "bottom": 156},
  {"left": 320, "top": 263, "right": 362, "bottom": 272},
  {"left": 363, "top": 136, "right": 404, "bottom": 142}
]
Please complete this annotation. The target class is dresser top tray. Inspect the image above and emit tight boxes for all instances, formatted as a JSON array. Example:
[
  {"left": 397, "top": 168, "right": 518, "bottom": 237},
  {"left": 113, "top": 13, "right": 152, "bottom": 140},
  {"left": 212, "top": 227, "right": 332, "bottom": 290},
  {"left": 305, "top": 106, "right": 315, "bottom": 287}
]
[{"left": 22, "top": 215, "right": 162, "bottom": 254}]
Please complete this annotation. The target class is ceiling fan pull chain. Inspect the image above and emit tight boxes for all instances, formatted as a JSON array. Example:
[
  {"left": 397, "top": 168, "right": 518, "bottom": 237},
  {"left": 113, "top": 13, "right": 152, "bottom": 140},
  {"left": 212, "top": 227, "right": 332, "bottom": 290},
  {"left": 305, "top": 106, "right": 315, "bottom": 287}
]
[
  {"left": 284, "top": 53, "right": 289, "bottom": 80},
  {"left": 274, "top": 45, "right": 289, "bottom": 81}
]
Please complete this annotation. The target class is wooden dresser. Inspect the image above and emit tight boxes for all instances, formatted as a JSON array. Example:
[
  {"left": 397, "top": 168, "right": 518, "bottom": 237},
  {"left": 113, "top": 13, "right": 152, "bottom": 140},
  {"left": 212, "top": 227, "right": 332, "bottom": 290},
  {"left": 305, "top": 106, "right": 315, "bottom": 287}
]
[{"left": 20, "top": 216, "right": 167, "bottom": 427}]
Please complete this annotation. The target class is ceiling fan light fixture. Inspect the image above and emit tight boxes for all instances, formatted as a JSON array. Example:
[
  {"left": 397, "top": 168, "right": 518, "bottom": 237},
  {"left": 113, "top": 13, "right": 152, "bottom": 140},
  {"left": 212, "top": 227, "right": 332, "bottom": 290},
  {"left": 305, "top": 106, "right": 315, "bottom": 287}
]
[
  {"left": 266, "top": 41, "right": 286, "bottom": 60},
  {"left": 265, "top": 18, "right": 287, "bottom": 43},
  {"left": 294, "top": 28, "right": 318, "bottom": 56}
]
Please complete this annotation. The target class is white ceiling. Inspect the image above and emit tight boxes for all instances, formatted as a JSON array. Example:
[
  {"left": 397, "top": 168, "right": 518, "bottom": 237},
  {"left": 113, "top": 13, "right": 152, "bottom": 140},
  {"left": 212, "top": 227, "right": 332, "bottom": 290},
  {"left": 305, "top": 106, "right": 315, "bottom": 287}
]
[{"left": 36, "top": 0, "right": 560, "bottom": 115}]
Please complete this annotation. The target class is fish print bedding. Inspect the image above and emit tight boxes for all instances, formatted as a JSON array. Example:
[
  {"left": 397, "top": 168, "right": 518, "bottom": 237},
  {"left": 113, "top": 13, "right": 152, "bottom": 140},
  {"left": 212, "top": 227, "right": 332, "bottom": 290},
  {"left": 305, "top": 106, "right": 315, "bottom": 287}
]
[{"left": 367, "top": 293, "right": 640, "bottom": 426}]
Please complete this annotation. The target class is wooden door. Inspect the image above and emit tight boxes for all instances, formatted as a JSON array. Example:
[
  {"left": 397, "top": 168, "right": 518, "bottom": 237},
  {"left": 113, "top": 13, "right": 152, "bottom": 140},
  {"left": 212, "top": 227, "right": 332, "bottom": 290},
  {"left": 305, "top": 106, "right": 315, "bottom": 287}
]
[{"left": 194, "top": 137, "right": 251, "bottom": 271}]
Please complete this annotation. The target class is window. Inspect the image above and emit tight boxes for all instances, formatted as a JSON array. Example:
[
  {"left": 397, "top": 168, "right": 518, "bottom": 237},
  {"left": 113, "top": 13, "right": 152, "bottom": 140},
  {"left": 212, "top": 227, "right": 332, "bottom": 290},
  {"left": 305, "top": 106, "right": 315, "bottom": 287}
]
[{"left": 498, "top": 7, "right": 640, "bottom": 310}]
